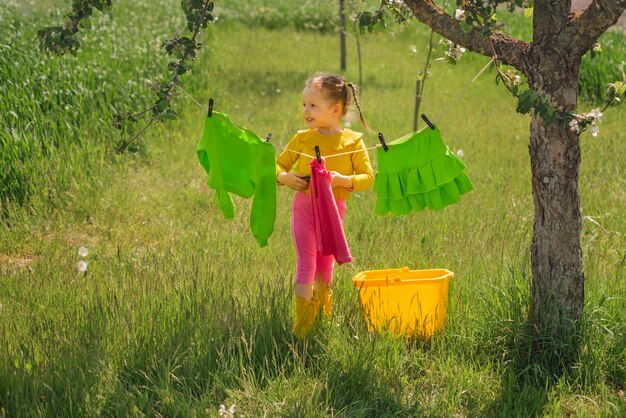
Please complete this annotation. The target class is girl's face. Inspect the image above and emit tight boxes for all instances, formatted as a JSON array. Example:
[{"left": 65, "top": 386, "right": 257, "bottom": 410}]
[{"left": 302, "top": 86, "right": 342, "bottom": 131}]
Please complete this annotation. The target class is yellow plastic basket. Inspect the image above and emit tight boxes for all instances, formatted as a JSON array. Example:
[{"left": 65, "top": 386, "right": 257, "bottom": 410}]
[{"left": 352, "top": 267, "right": 454, "bottom": 339}]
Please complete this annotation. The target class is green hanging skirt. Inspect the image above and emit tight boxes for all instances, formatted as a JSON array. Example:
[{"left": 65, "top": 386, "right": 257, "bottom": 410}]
[{"left": 374, "top": 127, "right": 473, "bottom": 216}]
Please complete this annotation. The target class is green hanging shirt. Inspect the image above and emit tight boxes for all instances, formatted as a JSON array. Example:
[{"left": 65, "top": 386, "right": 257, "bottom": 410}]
[{"left": 197, "top": 112, "right": 276, "bottom": 247}]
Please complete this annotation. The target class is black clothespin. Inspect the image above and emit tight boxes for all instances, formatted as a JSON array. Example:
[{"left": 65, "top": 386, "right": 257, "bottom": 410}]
[
  {"left": 265, "top": 133, "right": 272, "bottom": 143},
  {"left": 421, "top": 114, "right": 436, "bottom": 130},
  {"left": 313, "top": 145, "right": 322, "bottom": 198},
  {"left": 207, "top": 98, "right": 214, "bottom": 117},
  {"left": 378, "top": 132, "right": 388, "bottom": 152}
]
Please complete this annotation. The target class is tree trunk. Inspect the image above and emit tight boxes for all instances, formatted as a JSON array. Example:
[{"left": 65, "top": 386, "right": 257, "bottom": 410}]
[
  {"left": 339, "top": 0, "right": 346, "bottom": 71},
  {"left": 527, "top": 55, "right": 584, "bottom": 338}
]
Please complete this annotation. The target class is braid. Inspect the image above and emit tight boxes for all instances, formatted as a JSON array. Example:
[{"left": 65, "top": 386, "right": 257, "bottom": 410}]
[{"left": 346, "top": 82, "right": 370, "bottom": 132}]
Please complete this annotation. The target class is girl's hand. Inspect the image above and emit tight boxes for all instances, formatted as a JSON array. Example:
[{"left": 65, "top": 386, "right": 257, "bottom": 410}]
[
  {"left": 329, "top": 171, "right": 353, "bottom": 189},
  {"left": 277, "top": 172, "right": 309, "bottom": 191}
]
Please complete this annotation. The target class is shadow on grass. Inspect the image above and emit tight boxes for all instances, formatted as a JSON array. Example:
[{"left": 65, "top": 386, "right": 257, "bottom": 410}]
[
  {"left": 100, "top": 273, "right": 298, "bottom": 415},
  {"left": 284, "top": 287, "right": 412, "bottom": 417},
  {"left": 483, "top": 319, "right": 584, "bottom": 417},
  {"left": 485, "top": 299, "right": 626, "bottom": 416},
  {"left": 0, "top": 267, "right": 300, "bottom": 416},
  {"left": 286, "top": 329, "right": 408, "bottom": 417}
]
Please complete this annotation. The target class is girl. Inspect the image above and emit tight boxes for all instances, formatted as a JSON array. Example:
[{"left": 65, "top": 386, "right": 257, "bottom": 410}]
[{"left": 276, "top": 73, "right": 374, "bottom": 338}]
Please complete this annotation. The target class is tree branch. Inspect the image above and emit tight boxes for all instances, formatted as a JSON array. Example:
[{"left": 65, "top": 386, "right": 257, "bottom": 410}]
[
  {"left": 115, "top": 118, "right": 154, "bottom": 153},
  {"left": 402, "top": 0, "right": 530, "bottom": 71},
  {"left": 38, "top": 0, "right": 112, "bottom": 55},
  {"left": 569, "top": 0, "right": 626, "bottom": 56}
]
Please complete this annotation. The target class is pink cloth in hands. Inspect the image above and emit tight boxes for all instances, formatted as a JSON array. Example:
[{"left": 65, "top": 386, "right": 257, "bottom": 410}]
[{"left": 308, "top": 158, "right": 352, "bottom": 265}]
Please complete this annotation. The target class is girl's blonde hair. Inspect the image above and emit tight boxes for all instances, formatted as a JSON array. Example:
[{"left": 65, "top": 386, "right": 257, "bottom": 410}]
[{"left": 305, "top": 72, "right": 370, "bottom": 131}]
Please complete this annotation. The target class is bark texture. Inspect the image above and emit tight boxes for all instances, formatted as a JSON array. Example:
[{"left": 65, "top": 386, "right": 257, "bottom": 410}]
[
  {"left": 526, "top": 55, "right": 584, "bottom": 336},
  {"left": 525, "top": 1, "right": 588, "bottom": 336}
]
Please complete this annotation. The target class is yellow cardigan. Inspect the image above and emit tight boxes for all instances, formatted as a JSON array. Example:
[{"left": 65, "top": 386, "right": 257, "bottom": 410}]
[{"left": 276, "top": 128, "right": 374, "bottom": 200}]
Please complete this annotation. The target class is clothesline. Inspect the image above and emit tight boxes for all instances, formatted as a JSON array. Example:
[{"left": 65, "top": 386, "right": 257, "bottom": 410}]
[
  {"left": 181, "top": 86, "right": 205, "bottom": 108},
  {"left": 197, "top": 112, "right": 474, "bottom": 242},
  {"left": 287, "top": 144, "right": 382, "bottom": 160}
]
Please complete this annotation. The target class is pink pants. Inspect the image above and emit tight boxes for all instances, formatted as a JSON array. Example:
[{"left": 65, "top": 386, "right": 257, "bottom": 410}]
[{"left": 291, "top": 191, "right": 347, "bottom": 285}]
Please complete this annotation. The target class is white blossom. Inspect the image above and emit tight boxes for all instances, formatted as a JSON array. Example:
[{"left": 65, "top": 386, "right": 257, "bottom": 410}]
[
  {"left": 456, "top": 149, "right": 465, "bottom": 158},
  {"left": 445, "top": 44, "right": 466, "bottom": 60},
  {"left": 218, "top": 404, "right": 236, "bottom": 418},
  {"left": 410, "top": 45, "right": 418, "bottom": 55},
  {"left": 454, "top": 9, "right": 465, "bottom": 20},
  {"left": 568, "top": 119, "right": 580, "bottom": 134},
  {"left": 76, "top": 260, "right": 88, "bottom": 273},
  {"left": 590, "top": 124, "right": 599, "bottom": 137},
  {"left": 78, "top": 246, "right": 89, "bottom": 258},
  {"left": 588, "top": 108, "right": 603, "bottom": 122}
]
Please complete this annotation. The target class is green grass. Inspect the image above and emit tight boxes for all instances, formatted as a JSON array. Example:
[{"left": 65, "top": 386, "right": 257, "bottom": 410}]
[
  {"left": 0, "top": 0, "right": 185, "bottom": 214},
  {"left": 579, "top": 31, "right": 626, "bottom": 104},
  {"left": 216, "top": 0, "right": 340, "bottom": 32},
  {"left": 1, "top": 4, "right": 626, "bottom": 417}
]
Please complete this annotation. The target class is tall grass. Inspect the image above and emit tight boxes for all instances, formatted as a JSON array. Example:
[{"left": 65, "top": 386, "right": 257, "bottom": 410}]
[
  {"left": 579, "top": 31, "right": 626, "bottom": 104},
  {"left": 0, "top": 0, "right": 187, "bottom": 218},
  {"left": 1, "top": 3, "right": 625, "bottom": 417}
]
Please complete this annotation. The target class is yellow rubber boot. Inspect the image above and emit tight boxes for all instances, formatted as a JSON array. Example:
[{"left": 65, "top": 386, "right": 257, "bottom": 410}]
[
  {"left": 292, "top": 296, "right": 319, "bottom": 339},
  {"left": 314, "top": 281, "right": 333, "bottom": 317}
]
